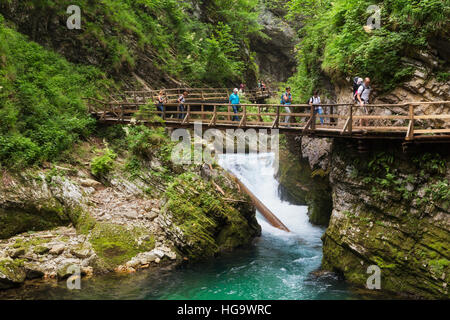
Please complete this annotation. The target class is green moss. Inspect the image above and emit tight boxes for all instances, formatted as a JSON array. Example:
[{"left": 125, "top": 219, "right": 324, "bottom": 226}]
[
  {"left": 33, "top": 245, "right": 50, "bottom": 255},
  {"left": 75, "top": 211, "right": 97, "bottom": 235},
  {"left": 12, "top": 237, "right": 50, "bottom": 251},
  {"left": 89, "top": 223, "right": 155, "bottom": 269},
  {"left": 429, "top": 259, "right": 450, "bottom": 274},
  {"left": 372, "top": 256, "right": 397, "bottom": 269},
  {"left": 0, "top": 259, "right": 26, "bottom": 289}
]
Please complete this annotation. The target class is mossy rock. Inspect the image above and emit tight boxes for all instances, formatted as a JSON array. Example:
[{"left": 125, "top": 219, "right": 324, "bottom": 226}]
[
  {"left": 0, "top": 259, "right": 26, "bottom": 289},
  {"left": 0, "top": 206, "right": 70, "bottom": 239},
  {"left": 33, "top": 245, "right": 50, "bottom": 255},
  {"left": 89, "top": 223, "right": 155, "bottom": 270},
  {"left": 163, "top": 172, "right": 260, "bottom": 260}
]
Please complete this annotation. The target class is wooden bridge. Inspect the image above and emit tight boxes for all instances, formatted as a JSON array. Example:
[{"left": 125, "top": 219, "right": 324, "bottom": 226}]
[{"left": 88, "top": 95, "right": 450, "bottom": 143}]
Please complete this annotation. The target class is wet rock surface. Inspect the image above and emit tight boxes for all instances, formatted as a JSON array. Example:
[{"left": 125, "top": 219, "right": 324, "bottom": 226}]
[{"left": 322, "top": 141, "right": 450, "bottom": 299}]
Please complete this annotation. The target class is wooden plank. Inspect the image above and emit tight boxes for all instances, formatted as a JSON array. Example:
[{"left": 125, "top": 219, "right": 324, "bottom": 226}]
[{"left": 414, "top": 129, "right": 450, "bottom": 134}]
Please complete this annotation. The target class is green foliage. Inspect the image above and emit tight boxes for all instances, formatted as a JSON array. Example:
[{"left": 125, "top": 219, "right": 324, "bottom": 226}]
[
  {"left": 2, "top": 0, "right": 261, "bottom": 86},
  {"left": 412, "top": 152, "right": 446, "bottom": 175},
  {"left": 126, "top": 125, "right": 167, "bottom": 159},
  {"left": 90, "top": 148, "right": 117, "bottom": 177},
  {"left": 0, "top": 16, "right": 111, "bottom": 169},
  {"left": 424, "top": 180, "right": 450, "bottom": 202},
  {"left": 286, "top": 0, "right": 450, "bottom": 99}
]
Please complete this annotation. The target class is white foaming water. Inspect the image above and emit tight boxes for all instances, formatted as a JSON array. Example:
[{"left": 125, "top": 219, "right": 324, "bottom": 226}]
[{"left": 218, "top": 153, "right": 324, "bottom": 246}]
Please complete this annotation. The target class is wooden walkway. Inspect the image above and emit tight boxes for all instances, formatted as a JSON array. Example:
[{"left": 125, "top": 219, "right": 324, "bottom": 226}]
[{"left": 88, "top": 97, "right": 450, "bottom": 142}]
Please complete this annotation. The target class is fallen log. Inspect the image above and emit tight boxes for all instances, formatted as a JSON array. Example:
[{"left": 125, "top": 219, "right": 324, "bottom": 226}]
[{"left": 228, "top": 173, "right": 290, "bottom": 232}]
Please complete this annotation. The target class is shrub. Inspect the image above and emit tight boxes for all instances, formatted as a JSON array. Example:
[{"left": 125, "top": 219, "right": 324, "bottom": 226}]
[
  {"left": 90, "top": 148, "right": 117, "bottom": 177},
  {"left": 127, "top": 125, "right": 167, "bottom": 159}
]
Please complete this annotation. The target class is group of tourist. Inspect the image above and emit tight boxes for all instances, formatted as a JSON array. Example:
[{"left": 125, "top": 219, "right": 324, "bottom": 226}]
[
  {"left": 154, "top": 77, "right": 371, "bottom": 125},
  {"left": 280, "top": 77, "right": 372, "bottom": 126},
  {"left": 280, "top": 87, "right": 324, "bottom": 127},
  {"left": 156, "top": 90, "right": 188, "bottom": 120}
]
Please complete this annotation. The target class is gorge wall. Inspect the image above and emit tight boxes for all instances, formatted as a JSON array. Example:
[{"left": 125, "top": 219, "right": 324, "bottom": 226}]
[
  {"left": 279, "top": 135, "right": 449, "bottom": 299},
  {"left": 250, "top": 0, "right": 299, "bottom": 85}
]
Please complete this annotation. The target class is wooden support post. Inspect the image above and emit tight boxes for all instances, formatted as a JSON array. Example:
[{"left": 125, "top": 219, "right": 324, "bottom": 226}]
[
  {"left": 201, "top": 104, "right": 205, "bottom": 120},
  {"left": 330, "top": 106, "right": 334, "bottom": 126},
  {"left": 272, "top": 106, "right": 280, "bottom": 129},
  {"left": 239, "top": 105, "right": 246, "bottom": 128},
  {"left": 310, "top": 104, "right": 316, "bottom": 131},
  {"left": 227, "top": 104, "right": 231, "bottom": 122},
  {"left": 406, "top": 104, "right": 414, "bottom": 141},
  {"left": 348, "top": 105, "right": 353, "bottom": 135},
  {"left": 258, "top": 105, "right": 263, "bottom": 122},
  {"left": 183, "top": 104, "right": 190, "bottom": 124}
]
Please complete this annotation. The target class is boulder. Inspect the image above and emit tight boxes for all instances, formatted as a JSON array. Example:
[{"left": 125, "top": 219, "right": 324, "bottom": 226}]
[
  {"left": 70, "top": 248, "right": 92, "bottom": 259},
  {"left": 8, "top": 248, "right": 26, "bottom": 258},
  {"left": 79, "top": 178, "right": 102, "bottom": 189},
  {"left": 49, "top": 244, "right": 65, "bottom": 255},
  {"left": 0, "top": 259, "right": 26, "bottom": 289},
  {"left": 33, "top": 245, "right": 50, "bottom": 255},
  {"left": 57, "top": 261, "right": 81, "bottom": 279}
]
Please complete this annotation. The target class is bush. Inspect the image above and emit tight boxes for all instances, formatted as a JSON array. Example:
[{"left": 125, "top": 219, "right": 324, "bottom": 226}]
[
  {"left": 127, "top": 125, "right": 167, "bottom": 159},
  {"left": 90, "top": 148, "right": 117, "bottom": 177},
  {"left": 0, "top": 135, "right": 40, "bottom": 168}
]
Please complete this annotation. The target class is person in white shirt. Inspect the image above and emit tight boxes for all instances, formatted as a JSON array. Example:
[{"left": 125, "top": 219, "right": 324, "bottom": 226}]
[
  {"left": 309, "top": 91, "right": 323, "bottom": 125},
  {"left": 177, "top": 91, "right": 188, "bottom": 120},
  {"left": 356, "top": 77, "right": 371, "bottom": 126}
]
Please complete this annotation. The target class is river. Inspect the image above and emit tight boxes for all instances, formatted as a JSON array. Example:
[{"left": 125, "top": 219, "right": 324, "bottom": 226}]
[{"left": 0, "top": 153, "right": 360, "bottom": 300}]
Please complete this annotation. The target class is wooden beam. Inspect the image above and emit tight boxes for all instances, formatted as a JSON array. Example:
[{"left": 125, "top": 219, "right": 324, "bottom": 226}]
[{"left": 405, "top": 104, "right": 414, "bottom": 141}]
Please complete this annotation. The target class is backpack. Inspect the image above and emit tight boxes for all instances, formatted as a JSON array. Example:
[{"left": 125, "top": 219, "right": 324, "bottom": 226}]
[
  {"left": 353, "top": 77, "right": 363, "bottom": 101},
  {"left": 281, "top": 92, "right": 291, "bottom": 104}
]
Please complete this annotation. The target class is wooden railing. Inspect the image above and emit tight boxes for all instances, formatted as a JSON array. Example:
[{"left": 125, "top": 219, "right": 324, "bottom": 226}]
[
  {"left": 87, "top": 99, "right": 450, "bottom": 141},
  {"left": 109, "top": 87, "right": 273, "bottom": 104}
]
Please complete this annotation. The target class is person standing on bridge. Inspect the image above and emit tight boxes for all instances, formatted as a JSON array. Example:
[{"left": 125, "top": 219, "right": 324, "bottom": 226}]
[
  {"left": 281, "top": 87, "right": 292, "bottom": 127},
  {"left": 229, "top": 88, "right": 240, "bottom": 122},
  {"left": 156, "top": 90, "right": 167, "bottom": 118},
  {"left": 356, "top": 77, "right": 371, "bottom": 127},
  {"left": 177, "top": 91, "right": 188, "bottom": 120},
  {"left": 309, "top": 91, "right": 324, "bottom": 125}
]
